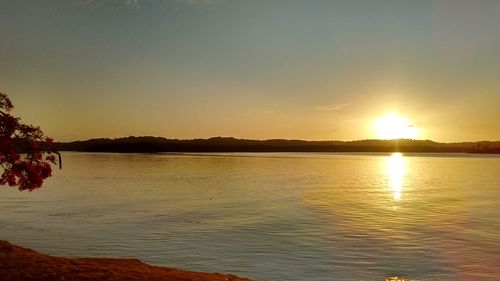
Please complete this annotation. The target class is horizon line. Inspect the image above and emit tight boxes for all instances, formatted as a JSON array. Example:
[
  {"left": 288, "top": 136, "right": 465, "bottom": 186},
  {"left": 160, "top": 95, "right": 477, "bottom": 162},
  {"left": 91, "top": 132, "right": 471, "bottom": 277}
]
[{"left": 55, "top": 135, "right": 500, "bottom": 144}]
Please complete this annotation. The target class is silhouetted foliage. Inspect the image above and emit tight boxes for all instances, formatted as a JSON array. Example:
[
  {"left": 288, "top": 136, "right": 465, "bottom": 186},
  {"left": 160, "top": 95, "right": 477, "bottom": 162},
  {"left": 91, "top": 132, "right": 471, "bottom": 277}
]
[
  {"left": 53, "top": 136, "right": 500, "bottom": 154},
  {"left": 0, "top": 92, "right": 59, "bottom": 191}
]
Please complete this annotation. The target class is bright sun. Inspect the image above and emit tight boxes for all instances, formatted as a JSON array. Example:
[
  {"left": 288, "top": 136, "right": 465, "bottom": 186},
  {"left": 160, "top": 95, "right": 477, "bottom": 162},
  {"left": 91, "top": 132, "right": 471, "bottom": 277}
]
[{"left": 374, "top": 114, "right": 419, "bottom": 140}]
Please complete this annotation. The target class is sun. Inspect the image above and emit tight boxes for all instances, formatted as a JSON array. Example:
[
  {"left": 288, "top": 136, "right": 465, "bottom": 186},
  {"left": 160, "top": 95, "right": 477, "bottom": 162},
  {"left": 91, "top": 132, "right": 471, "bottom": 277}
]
[{"left": 374, "top": 114, "right": 419, "bottom": 140}]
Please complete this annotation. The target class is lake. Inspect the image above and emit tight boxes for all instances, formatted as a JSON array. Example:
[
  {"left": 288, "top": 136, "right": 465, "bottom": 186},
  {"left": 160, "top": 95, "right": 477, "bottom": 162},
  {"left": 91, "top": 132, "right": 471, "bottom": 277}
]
[{"left": 1, "top": 152, "right": 499, "bottom": 281}]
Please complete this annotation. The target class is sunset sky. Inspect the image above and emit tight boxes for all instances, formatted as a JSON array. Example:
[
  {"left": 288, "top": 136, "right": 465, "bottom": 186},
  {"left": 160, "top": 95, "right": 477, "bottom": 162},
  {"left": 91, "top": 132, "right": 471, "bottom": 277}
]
[{"left": 1, "top": 0, "right": 499, "bottom": 142}]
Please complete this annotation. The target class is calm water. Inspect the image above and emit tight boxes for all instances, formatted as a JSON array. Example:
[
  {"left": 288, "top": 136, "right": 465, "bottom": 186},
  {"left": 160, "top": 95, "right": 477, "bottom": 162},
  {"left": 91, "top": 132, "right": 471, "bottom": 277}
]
[{"left": 1, "top": 152, "right": 499, "bottom": 281}]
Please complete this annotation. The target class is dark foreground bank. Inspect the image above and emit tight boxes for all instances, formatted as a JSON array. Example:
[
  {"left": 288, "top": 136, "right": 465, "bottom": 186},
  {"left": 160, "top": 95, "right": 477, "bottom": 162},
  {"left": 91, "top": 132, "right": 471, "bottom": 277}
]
[{"left": 0, "top": 241, "right": 253, "bottom": 281}]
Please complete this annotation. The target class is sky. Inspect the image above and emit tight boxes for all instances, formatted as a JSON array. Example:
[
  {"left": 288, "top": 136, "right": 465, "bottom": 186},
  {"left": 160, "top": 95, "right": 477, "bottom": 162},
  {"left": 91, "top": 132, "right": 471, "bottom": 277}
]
[{"left": 1, "top": 0, "right": 499, "bottom": 142}]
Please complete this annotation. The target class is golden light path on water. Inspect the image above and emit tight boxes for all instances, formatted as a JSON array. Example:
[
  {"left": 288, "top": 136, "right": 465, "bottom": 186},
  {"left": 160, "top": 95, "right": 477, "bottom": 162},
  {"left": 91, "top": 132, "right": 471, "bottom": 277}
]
[
  {"left": 386, "top": 152, "right": 406, "bottom": 201},
  {"left": 385, "top": 154, "right": 417, "bottom": 281}
]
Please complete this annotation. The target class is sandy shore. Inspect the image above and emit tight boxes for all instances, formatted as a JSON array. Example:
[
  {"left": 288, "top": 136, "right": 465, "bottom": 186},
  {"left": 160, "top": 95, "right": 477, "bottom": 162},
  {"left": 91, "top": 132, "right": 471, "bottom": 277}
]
[{"left": 0, "top": 240, "right": 254, "bottom": 281}]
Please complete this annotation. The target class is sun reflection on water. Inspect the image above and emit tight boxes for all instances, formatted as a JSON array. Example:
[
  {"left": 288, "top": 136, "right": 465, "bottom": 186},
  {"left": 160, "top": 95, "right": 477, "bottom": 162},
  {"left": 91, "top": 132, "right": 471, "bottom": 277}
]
[
  {"left": 386, "top": 153, "right": 406, "bottom": 201},
  {"left": 386, "top": 277, "right": 414, "bottom": 281}
]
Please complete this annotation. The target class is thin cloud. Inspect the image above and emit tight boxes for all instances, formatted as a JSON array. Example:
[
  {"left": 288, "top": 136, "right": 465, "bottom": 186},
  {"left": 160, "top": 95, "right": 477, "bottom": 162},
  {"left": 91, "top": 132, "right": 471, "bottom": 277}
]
[
  {"left": 275, "top": 123, "right": 290, "bottom": 128},
  {"left": 250, "top": 108, "right": 275, "bottom": 115},
  {"left": 317, "top": 103, "right": 349, "bottom": 111},
  {"left": 74, "top": 0, "right": 96, "bottom": 5},
  {"left": 75, "top": 0, "right": 224, "bottom": 7},
  {"left": 180, "top": 0, "right": 224, "bottom": 6}
]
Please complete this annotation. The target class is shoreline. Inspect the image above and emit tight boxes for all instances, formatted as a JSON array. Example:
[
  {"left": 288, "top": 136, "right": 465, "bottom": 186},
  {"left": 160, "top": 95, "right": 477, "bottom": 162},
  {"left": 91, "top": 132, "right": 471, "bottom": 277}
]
[
  {"left": 53, "top": 137, "right": 500, "bottom": 154},
  {"left": 0, "top": 240, "right": 253, "bottom": 281}
]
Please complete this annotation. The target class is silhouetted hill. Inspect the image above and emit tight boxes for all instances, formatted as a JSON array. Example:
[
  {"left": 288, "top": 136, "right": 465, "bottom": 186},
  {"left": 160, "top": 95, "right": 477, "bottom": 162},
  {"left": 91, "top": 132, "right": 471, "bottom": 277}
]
[{"left": 53, "top": 137, "right": 500, "bottom": 154}]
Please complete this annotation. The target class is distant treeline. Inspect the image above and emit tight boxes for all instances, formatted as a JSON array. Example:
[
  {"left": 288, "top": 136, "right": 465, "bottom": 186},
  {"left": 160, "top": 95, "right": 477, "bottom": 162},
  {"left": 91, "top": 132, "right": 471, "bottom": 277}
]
[{"left": 53, "top": 137, "right": 500, "bottom": 154}]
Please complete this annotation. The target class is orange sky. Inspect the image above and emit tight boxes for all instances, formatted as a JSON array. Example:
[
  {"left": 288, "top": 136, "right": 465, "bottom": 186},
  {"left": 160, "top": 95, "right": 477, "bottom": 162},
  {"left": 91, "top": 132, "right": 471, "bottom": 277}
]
[{"left": 2, "top": 0, "right": 499, "bottom": 142}]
